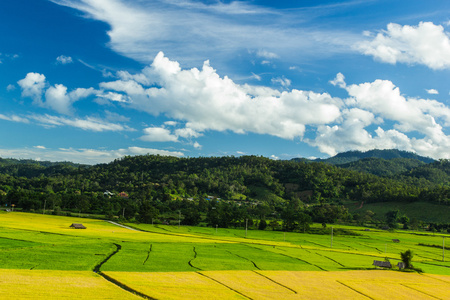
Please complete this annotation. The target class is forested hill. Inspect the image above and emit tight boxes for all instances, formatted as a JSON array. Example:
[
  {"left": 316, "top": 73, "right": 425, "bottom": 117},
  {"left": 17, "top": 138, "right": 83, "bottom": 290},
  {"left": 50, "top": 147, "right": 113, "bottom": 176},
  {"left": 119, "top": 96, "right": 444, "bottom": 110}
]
[
  {"left": 0, "top": 157, "right": 84, "bottom": 168},
  {"left": 1, "top": 153, "right": 449, "bottom": 219},
  {"left": 339, "top": 158, "right": 426, "bottom": 177},
  {"left": 293, "top": 149, "right": 435, "bottom": 165}
]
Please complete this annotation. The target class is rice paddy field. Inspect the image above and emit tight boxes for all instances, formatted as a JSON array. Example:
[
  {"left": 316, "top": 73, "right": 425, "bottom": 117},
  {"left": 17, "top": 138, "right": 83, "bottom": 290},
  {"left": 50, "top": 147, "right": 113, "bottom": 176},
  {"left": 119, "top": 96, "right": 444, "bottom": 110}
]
[{"left": 0, "top": 212, "right": 449, "bottom": 299}]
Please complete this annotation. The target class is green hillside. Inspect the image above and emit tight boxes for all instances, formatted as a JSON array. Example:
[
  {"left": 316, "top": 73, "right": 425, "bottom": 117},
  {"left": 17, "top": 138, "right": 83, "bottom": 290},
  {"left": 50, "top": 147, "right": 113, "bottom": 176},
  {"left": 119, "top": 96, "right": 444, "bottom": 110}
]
[
  {"left": 339, "top": 157, "right": 426, "bottom": 177},
  {"left": 292, "top": 149, "right": 435, "bottom": 165},
  {"left": 0, "top": 151, "right": 448, "bottom": 229}
]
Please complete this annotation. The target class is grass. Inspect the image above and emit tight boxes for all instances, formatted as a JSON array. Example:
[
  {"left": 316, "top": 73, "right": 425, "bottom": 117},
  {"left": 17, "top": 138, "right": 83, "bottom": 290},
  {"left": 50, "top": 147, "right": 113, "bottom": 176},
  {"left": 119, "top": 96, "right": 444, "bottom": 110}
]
[{"left": 0, "top": 211, "right": 449, "bottom": 299}]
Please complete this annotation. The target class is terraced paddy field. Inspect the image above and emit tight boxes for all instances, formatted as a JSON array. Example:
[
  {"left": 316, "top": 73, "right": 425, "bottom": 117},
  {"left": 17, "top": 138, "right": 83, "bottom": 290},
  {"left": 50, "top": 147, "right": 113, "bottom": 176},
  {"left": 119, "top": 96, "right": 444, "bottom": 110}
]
[{"left": 0, "top": 212, "right": 449, "bottom": 299}]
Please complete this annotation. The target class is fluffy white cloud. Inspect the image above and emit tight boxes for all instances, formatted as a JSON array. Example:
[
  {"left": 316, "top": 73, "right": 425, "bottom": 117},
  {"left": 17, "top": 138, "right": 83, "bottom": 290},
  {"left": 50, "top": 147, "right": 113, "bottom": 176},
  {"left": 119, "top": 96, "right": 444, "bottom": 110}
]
[
  {"left": 101, "top": 52, "right": 342, "bottom": 141},
  {"left": 96, "top": 91, "right": 130, "bottom": 103},
  {"left": 0, "top": 146, "right": 183, "bottom": 165},
  {"left": 18, "top": 73, "right": 97, "bottom": 114},
  {"left": 330, "top": 72, "right": 346, "bottom": 88},
  {"left": 357, "top": 22, "right": 450, "bottom": 69},
  {"left": 174, "top": 127, "right": 202, "bottom": 139},
  {"left": 164, "top": 121, "right": 178, "bottom": 126},
  {"left": 309, "top": 109, "right": 411, "bottom": 156},
  {"left": 139, "top": 125, "right": 203, "bottom": 149},
  {"left": 45, "top": 85, "right": 97, "bottom": 115},
  {"left": 140, "top": 127, "right": 178, "bottom": 142},
  {"left": 309, "top": 74, "right": 450, "bottom": 159},
  {"left": 345, "top": 79, "right": 450, "bottom": 133},
  {"left": 17, "top": 72, "right": 46, "bottom": 105},
  {"left": 6, "top": 84, "right": 15, "bottom": 91},
  {"left": 192, "top": 141, "right": 202, "bottom": 149},
  {"left": 426, "top": 89, "right": 439, "bottom": 95},
  {"left": 56, "top": 55, "right": 73, "bottom": 64}
]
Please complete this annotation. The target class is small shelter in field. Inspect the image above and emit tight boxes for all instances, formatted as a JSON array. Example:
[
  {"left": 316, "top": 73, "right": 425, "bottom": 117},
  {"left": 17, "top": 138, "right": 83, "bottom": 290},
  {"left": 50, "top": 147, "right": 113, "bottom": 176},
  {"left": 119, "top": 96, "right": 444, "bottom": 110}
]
[
  {"left": 373, "top": 260, "right": 391, "bottom": 268},
  {"left": 392, "top": 239, "right": 400, "bottom": 243},
  {"left": 70, "top": 223, "right": 86, "bottom": 229}
]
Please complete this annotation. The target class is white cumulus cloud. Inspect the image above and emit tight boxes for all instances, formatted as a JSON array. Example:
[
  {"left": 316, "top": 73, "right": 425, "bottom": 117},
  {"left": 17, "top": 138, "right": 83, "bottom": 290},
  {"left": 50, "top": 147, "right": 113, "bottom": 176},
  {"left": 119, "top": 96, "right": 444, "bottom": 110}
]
[
  {"left": 17, "top": 72, "right": 47, "bottom": 105},
  {"left": 309, "top": 74, "right": 450, "bottom": 159},
  {"left": 45, "top": 85, "right": 97, "bottom": 115},
  {"left": 140, "top": 127, "right": 179, "bottom": 142},
  {"left": 100, "top": 52, "right": 342, "bottom": 142},
  {"left": 426, "top": 89, "right": 439, "bottom": 95},
  {"left": 356, "top": 22, "right": 450, "bottom": 70},
  {"left": 18, "top": 73, "right": 97, "bottom": 114}
]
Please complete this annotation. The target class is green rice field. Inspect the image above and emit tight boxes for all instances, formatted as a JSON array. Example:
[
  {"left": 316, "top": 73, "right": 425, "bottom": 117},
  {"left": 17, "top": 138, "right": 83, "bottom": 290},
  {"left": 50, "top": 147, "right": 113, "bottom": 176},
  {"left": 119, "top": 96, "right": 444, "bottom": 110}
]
[{"left": 0, "top": 212, "right": 449, "bottom": 299}]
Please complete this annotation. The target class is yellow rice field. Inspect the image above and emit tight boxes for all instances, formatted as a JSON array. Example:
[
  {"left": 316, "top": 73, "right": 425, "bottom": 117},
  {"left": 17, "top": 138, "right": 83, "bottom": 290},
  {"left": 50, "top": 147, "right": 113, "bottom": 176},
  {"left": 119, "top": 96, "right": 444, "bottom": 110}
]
[
  {"left": 0, "top": 269, "right": 140, "bottom": 299},
  {"left": 105, "top": 271, "right": 247, "bottom": 300},
  {"left": 0, "top": 212, "right": 283, "bottom": 245},
  {"left": 1, "top": 213, "right": 449, "bottom": 299},
  {"left": 104, "top": 270, "right": 450, "bottom": 300}
]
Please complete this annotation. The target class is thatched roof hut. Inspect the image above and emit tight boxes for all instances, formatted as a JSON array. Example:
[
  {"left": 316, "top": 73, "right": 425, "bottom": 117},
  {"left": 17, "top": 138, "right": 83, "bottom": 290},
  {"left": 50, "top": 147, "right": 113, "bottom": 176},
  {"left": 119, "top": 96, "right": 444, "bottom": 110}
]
[{"left": 70, "top": 223, "right": 86, "bottom": 229}]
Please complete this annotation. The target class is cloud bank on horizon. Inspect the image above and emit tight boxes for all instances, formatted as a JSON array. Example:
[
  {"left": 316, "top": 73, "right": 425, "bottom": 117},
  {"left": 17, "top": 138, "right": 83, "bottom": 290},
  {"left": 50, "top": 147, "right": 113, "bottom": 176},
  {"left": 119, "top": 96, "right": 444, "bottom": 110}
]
[{"left": 1, "top": 0, "right": 450, "bottom": 163}]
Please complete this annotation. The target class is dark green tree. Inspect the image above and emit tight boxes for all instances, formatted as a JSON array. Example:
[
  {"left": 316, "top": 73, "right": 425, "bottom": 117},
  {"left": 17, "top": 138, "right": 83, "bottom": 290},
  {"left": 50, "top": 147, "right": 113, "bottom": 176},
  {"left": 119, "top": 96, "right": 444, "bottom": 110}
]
[
  {"left": 400, "top": 250, "right": 413, "bottom": 269},
  {"left": 385, "top": 210, "right": 400, "bottom": 228},
  {"left": 258, "top": 219, "right": 267, "bottom": 230},
  {"left": 181, "top": 206, "right": 201, "bottom": 226},
  {"left": 139, "top": 201, "right": 159, "bottom": 224}
]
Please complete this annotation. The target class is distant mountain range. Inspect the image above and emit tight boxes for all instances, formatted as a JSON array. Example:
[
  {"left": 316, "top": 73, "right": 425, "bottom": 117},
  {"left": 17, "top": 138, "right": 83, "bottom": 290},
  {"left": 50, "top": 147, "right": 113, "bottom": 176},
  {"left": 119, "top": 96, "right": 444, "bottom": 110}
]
[
  {"left": 292, "top": 149, "right": 450, "bottom": 182},
  {"left": 292, "top": 149, "right": 435, "bottom": 165},
  {"left": 0, "top": 157, "right": 84, "bottom": 168}
]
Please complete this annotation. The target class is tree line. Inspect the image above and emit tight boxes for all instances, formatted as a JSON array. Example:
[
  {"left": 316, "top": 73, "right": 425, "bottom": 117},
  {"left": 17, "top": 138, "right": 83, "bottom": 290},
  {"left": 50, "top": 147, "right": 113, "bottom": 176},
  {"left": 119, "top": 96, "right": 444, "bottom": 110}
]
[{"left": 0, "top": 155, "right": 449, "bottom": 230}]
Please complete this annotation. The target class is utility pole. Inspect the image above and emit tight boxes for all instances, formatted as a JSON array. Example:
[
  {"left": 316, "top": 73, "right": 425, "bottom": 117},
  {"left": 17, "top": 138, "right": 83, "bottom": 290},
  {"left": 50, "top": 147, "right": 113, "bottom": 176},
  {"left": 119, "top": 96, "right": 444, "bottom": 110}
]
[
  {"left": 245, "top": 219, "right": 248, "bottom": 238},
  {"left": 331, "top": 227, "right": 333, "bottom": 248},
  {"left": 216, "top": 224, "right": 218, "bottom": 234},
  {"left": 178, "top": 210, "right": 181, "bottom": 229},
  {"left": 43, "top": 199, "right": 46, "bottom": 215}
]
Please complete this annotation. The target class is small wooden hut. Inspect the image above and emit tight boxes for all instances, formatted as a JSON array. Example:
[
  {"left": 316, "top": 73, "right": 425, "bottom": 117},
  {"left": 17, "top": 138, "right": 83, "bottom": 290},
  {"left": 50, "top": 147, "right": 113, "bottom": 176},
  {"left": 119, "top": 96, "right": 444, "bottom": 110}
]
[
  {"left": 70, "top": 223, "right": 86, "bottom": 229},
  {"left": 373, "top": 260, "right": 391, "bottom": 268}
]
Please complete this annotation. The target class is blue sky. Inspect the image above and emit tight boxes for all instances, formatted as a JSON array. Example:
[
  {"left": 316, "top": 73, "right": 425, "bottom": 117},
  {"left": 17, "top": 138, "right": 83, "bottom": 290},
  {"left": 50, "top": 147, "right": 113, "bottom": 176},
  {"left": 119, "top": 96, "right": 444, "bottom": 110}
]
[{"left": 1, "top": 0, "right": 450, "bottom": 164}]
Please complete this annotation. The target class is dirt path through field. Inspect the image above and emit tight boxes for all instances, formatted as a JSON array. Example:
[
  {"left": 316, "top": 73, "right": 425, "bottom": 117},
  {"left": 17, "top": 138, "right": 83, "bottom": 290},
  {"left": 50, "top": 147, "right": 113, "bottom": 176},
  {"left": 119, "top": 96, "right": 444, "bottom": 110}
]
[{"left": 108, "top": 221, "right": 142, "bottom": 231}]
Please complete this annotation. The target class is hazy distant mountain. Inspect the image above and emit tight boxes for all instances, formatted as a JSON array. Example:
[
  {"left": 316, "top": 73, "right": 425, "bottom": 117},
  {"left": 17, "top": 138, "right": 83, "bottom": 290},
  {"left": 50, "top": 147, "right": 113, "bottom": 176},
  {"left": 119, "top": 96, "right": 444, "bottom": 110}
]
[{"left": 292, "top": 149, "right": 435, "bottom": 165}]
